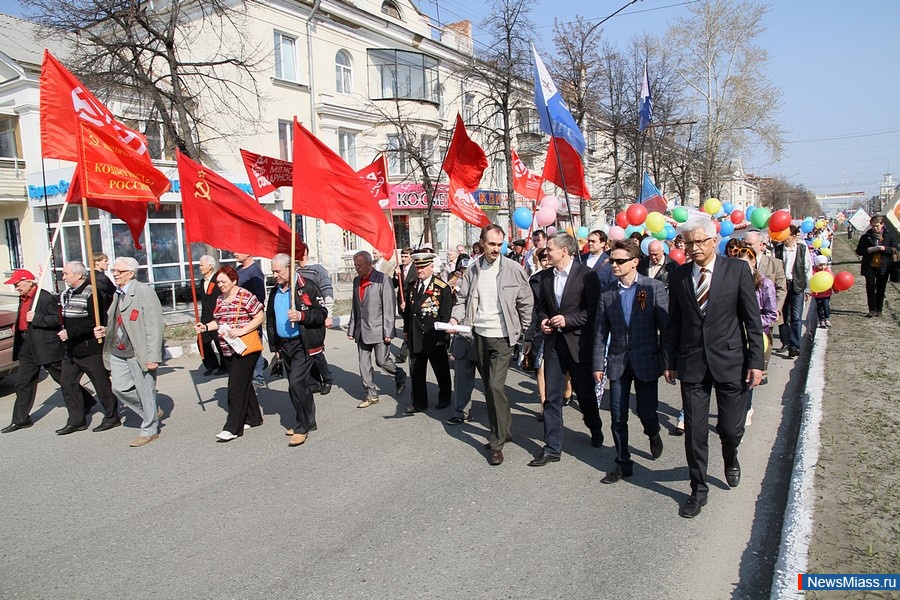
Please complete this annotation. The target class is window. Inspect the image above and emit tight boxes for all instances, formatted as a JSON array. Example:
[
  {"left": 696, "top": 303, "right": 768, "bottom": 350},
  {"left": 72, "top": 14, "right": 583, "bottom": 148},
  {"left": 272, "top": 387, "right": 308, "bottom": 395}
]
[
  {"left": 387, "top": 135, "right": 407, "bottom": 176},
  {"left": 342, "top": 229, "right": 359, "bottom": 253},
  {"left": 381, "top": 0, "right": 402, "bottom": 19},
  {"left": 5, "top": 219, "right": 22, "bottom": 270},
  {"left": 335, "top": 50, "right": 353, "bottom": 94},
  {"left": 393, "top": 214, "right": 410, "bottom": 248},
  {"left": 282, "top": 211, "right": 305, "bottom": 241},
  {"left": 420, "top": 135, "right": 436, "bottom": 173},
  {"left": 367, "top": 49, "right": 440, "bottom": 103},
  {"left": 338, "top": 130, "right": 357, "bottom": 169},
  {"left": 517, "top": 108, "right": 541, "bottom": 135},
  {"left": 278, "top": 120, "right": 293, "bottom": 160},
  {"left": 435, "top": 84, "right": 445, "bottom": 117},
  {"left": 142, "top": 120, "right": 168, "bottom": 160},
  {"left": 0, "top": 115, "right": 21, "bottom": 159},
  {"left": 463, "top": 93, "right": 475, "bottom": 122},
  {"left": 274, "top": 31, "right": 298, "bottom": 81}
]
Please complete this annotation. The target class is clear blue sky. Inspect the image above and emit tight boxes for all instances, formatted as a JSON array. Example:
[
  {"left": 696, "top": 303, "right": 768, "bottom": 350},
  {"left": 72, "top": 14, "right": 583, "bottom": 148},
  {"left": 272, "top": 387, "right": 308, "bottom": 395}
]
[
  {"left": 420, "top": 0, "right": 900, "bottom": 198},
  {"left": 3, "top": 0, "right": 898, "bottom": 198}
]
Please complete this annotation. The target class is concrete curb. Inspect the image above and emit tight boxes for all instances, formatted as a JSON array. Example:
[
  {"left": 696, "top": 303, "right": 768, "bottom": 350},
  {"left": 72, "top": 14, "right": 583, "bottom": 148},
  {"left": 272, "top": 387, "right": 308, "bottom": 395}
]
[
  {"left": 162, "top": 314, "right": 352, "bottom": 360},
  {"left": 769, "top": 309, "right": 827, "bottom": 599}
]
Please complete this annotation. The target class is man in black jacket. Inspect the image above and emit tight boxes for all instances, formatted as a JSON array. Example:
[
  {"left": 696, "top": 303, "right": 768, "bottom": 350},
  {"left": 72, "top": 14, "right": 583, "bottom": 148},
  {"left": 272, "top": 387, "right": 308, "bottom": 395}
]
[
  {"left": 637, "top": 239, "right": 678, "bottom": 289},
  {"left": 1, "top": 269, "right": 93, "bottom": 433},
  {"left": 266, "top": 253, "right": 327, "bottom": 447},
  {"left": 57, "top": 261, "right": 120, "bottom": 434}
]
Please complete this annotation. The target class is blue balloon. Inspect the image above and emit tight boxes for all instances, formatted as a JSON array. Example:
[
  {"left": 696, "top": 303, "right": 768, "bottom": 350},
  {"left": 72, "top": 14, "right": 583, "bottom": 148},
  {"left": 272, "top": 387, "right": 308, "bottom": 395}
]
[
  {"left": 718, "top": 237, "right": 731, "bottom": 255},
  {"left": 719, "top": 221, "right": 735, "bottom": 237},
  {"left": 664, "top": 224, "right": 677, "bottom": 240},
  {"left": 821, "top": 239, "right": 830, "bottom": 249},
  {"left": 576, "top": 226, "right": 590, "bottom": 239},
  {"left": 801, "top": 220, "right": 814, "bottom": 234},
  {"left": 640, "top": 237, "right": 654, "bottom": 256},
  {"left": 500, "top": 239, "right": 508, "bottom": 255},
  {"left": 662, "top": 242, "right": 670, "bottom": 255},
  {"left": 513, "top": 207, "right": 533, "bottom": 230},
  {"left": 745, "top": 205, "right": 756, "bottom": 218},
  {"left": 625, "top": 225, "right": 643, "bottom": 237},
  {"left": 722, "top": 202, "right": 734, "bottom": 214}
]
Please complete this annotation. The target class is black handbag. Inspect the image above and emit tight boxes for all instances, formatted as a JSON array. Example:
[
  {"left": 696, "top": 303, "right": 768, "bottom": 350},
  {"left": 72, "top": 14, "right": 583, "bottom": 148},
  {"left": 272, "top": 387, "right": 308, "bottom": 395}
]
[{"left": 268, "top": 354, "right": 284, "bottom": 379}]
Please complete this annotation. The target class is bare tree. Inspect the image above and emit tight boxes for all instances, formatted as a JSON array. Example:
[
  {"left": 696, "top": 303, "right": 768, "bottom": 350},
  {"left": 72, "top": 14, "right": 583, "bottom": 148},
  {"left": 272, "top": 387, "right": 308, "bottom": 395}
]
[
  {"left": 456, "top": 0, "right": 535, "bottom": 232},
  {"left": 758, "top": 176, "right": 822, "bottom": 217},
  {"left": 668, "top": 0, "right": 785, "bottom": 199},
  {"left": 23, "top": 0, "right": 267, "bottom": 162}
]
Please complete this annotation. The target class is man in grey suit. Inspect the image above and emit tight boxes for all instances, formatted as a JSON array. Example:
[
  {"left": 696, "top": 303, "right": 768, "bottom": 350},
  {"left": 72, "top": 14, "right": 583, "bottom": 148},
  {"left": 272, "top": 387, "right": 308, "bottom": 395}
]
[
  {"left": 449, "top": 224, "right": 533, "bottom": 466},
  {"left": 347, "top": 251, "right": 407, "bottom": 408},
  {"left": 93, "top": 257, "right": 165, "bottom": 447},
  {"left": 593, "top": 240, "right": 669, "bottom": 484}
]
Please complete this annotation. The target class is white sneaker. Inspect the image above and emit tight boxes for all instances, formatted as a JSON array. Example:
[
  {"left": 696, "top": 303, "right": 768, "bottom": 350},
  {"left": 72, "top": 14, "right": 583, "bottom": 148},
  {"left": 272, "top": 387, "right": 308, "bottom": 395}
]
[
  {"left": 216, "top": 430, "right": 237, "bottom": 442},
  {"left": 243, "top": 424, "right": 251, "bottom": 430},
  {"left": 745, "top": 408, "right": 754, "bottom": 427}
]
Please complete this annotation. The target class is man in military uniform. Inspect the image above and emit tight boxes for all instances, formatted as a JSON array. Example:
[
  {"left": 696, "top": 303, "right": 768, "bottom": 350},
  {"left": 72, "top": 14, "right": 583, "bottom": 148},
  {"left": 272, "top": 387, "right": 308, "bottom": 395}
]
[{"left": 402, "top": 253, "right": 453, "bottom": 414}]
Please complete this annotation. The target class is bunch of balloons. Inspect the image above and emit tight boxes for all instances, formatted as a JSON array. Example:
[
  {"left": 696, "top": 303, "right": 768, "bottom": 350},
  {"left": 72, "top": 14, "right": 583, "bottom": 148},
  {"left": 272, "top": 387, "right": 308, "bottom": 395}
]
[{"left": 810, "top": 271, "right": 855, "bottom": 294}]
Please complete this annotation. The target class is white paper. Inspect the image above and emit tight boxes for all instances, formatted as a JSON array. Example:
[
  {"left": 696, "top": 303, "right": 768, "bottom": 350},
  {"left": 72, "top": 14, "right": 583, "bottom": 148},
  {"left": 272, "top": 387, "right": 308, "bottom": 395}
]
[{"left": 434, "top": 322, "right": 471, "bottom": 333}]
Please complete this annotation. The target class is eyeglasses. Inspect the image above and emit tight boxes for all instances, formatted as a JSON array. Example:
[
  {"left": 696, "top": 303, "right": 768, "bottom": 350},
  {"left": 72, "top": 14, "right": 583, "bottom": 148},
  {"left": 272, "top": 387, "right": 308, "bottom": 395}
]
[
  {"left": 684, "top": 237, "right": 714, "bottom": 248},
  {"left": 609, "top": 257, "right": 636, "bottom": 265},
  {"left": 729, "top": 247, "right": 756, "bottom": 259},
  {"left": 111, "top": 269, "right": 131, "bottom": 274}
]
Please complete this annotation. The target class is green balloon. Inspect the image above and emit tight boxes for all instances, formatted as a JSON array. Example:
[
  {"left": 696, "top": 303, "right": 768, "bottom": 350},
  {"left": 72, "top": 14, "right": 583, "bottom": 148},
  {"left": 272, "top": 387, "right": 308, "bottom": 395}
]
[
  {"left": 750, "top": 207, "right": 771, "bottom": 229},
  {"left": 672, "top": 206, "right": 689, "bottom": 223},
  {"left": 652, "top": 229, "right": 668, "bottom": 240}
]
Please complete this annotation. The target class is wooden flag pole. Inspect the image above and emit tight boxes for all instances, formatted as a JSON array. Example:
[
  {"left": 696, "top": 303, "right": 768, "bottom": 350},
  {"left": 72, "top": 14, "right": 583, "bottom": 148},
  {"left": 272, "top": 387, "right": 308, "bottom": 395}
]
[
  {"left": 290, "top": 215, "right": 297, "bottom": 324},
  {"left": 80, "top": 197, "right": 103, "bottom": 341}
]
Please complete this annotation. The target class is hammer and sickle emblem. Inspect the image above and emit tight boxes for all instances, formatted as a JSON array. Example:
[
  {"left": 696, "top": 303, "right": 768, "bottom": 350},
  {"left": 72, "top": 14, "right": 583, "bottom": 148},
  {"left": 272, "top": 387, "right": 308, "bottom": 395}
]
[
  {"left": 194, "top": 180, "right": 211, "bottom": 201},
  {"left": 88, "top": 133, "right": 101, "bottom": 147}
]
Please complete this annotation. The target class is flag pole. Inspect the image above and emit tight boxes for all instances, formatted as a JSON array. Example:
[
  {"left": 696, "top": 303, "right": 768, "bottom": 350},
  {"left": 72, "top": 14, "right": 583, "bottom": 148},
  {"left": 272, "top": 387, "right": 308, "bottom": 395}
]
[
  {"left": 33, "top": 199, "right": 70, "bottom": 311},
  {"left": 80, "top": 197, "right": 102, "bottom": 339},
  {"left": 547, "top": 133, "right": 578, "bottom": 249},
  {"left": 38, "top": 159, "right": 61, "bottom": 294},
  {"left": 178, "top": 151, "right": 204, "bottom": 357},
  {"left": 421, "top": 115, "right": 457, "bottom": 249},
  {"left": 290, "top": 215, "right": 297, "bottom": 314}
]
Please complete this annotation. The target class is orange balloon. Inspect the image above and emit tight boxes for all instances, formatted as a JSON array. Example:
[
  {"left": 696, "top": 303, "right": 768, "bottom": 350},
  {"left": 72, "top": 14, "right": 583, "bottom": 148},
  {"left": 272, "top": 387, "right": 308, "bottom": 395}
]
[{"left": 770, "top": 228, "right": 790, "bottom": 242}]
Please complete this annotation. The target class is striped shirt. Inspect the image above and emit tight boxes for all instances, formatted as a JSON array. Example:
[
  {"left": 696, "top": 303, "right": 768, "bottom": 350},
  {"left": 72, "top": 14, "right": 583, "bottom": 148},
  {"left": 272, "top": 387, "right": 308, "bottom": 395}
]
[{"left": 213, "top": 287, "right": 263, "bottom": 357}]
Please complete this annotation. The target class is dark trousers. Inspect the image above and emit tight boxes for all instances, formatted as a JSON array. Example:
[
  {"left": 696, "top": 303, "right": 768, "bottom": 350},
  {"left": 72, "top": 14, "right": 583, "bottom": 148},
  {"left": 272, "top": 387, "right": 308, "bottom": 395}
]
[
  {"left": 222, "top": 351, "right": 263, "bottom": 436},
  {"left": 409, "top": 349, "right": 452, "bottom": 409},
  {"left": 864, "top": 271, "right": 889, "bottom": 313},
  {"left": 541, "top": 338, "right": 601, "bottom": 456},
  {"left": 779, "top": 289, "right": 805, "bottom": 350},
  {"left": 281, "top": 339, "right": 317, "bottom": 434},
  {"left": 199, "top": 334, "right": 224, "bottom": 371},
  {"left": 11, "top": 335, "right": 93, "bottom": 425},
  {"left": 681, "top": 372, "right": 746, "bottom": 498},
  {"left": 308, "top": 352, "right": 333, "bottom": 386},
  {"left": 61, "top": 353, "right": 120, "bottom": 427},
  {"left": 609, "top": 362, "right": 660, "bottom": 471},
  {"left": 474, "top": 334, "right": 514, "bottom": 450},
  {"left": 815, "top": 297, "right": 831, "bottom": 320}
]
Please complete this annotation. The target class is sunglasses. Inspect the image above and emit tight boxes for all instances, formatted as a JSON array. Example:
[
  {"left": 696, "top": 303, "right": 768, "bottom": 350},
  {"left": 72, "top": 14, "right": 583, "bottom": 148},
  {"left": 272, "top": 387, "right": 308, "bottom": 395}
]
[
  {"left": 729, "top": 247, "right": 756, "bottom": 259},
  {"left": 609, "top": 257, "right": 636, "bottom": 265}
]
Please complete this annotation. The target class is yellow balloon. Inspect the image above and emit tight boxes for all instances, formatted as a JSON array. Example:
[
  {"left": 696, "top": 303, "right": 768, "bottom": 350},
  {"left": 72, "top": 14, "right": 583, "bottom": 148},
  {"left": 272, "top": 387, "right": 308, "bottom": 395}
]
[
  {"left": 820, "top": 247, "right": 832, "bottom": 257},
  {"left": 812, "top": 238, "right": 822, "bottom": 248},
  {"left": 704, "top": 198, "right": 722, "bottom": 215},
  {"left": 809, "top": 271, "right": 834, "bottom": 294},
  {"left": 565, "top": 226, "right": 574, "bottom": 236},
  {"left": 763, "top": 332, "right": 769, "bottom": 353},
  {"left": 645, "top": 211, "right": 666, "bottom": 233},
  {"left": 815, "top": 219, "right": 826, "bottom": 229}
]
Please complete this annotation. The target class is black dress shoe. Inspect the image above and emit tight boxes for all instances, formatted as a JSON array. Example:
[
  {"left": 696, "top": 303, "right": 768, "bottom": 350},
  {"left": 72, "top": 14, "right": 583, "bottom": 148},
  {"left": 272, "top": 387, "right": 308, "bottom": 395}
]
[
  {"left": 788, "top": 347, "right": 800, "bottom": 358},
  {"left": 93, "top": 420, "right": 122, "bottom": 432},
  {"left": 308, "top": 383, "right": 322, "bottom": 394},
  {"left": 446, "top": 416, "right": 465, "bottom": 425},
  {"left": 591, "top": 429, "right": 604, "bottom": 448},
  {"left": 395, "top": 370, "right": 407, "bottom": 396},
  {"left": 679, "top": 495, "right": 708, "bottom": 518},
  {"left": 203, "top": 367, "right": 217, "bottom": 376},
  {"left": 56, "top": 424, "right": 88, "bottom": 435},
  {"left": 435, "top": 400, "right": 451, "bottom": 410},
  {"left": 1, "top": 420, "right": 33, "bottom": 434},
  {"left": 527, "top": 451, "right": 561, "bottom": 467},
  {"left": 649, "top": 434, "right": 663, "bottom": 459},
  {"left": 725, "top": 459, "right": 741, "bottom": 488},
  {"left": 488, "top": 449, "right": 504, "bottom": 466},
  {"left": 601, "top": 466, "right": 633, "bottom": 484},
  {"left": 320, "top": 383, "right": 332, "bottom": 395},
  {"left": 403, "top": 405, "right": 425, "bottom": 414}
]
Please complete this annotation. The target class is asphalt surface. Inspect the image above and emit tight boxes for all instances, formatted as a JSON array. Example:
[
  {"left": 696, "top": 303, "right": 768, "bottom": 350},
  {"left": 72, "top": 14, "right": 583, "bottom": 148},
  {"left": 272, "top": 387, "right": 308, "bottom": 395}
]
[{"left": 0, "top": 328, "right": 806, "bottom": 599}]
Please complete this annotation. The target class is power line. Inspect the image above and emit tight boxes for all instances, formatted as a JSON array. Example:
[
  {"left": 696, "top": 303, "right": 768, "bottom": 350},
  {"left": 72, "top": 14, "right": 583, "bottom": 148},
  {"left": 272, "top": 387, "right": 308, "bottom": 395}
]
[
  {"left": 786, "top": 127, "right": 900, "bottom": 144},
  {"left": 534, "top": 0, "right": 701, "bottom": 29}
]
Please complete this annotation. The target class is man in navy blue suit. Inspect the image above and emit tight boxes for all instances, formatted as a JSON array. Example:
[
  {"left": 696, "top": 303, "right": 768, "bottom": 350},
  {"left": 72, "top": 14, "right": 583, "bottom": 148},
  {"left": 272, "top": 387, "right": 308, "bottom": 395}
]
[
  {"left": 579, "top": 229, "right": 614, "bottom": 286},
  {"left": 593, "top": 239, "right": 669, "bottom": 484},
  {"left": 662, "top": 218, "right": 764, "bottom": 518}
]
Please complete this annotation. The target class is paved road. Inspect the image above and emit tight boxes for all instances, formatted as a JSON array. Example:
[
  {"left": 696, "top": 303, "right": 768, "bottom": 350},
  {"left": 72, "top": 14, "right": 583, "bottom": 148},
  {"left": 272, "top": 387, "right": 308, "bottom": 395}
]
[{"left": 0, "top": 328, "right": 806, "bottom": 599}]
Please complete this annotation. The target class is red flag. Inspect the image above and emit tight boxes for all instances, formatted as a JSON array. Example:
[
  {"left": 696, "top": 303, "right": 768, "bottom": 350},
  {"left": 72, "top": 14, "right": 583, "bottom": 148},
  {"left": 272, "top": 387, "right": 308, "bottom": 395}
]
[
  {"left": 40, "top": 50, "right": 150, "bottom": 163},
  {"left": 447, "top": 179, "right": 492, "bottom": 227},
  {"left": 541, "top": 137, "right": 591, "bottom": 199},
  {"left": 65, "top": 170, "right": 148, "bottom": 250},
  {"left": 441, "top": 114, "right": 488, "bottom": 191},
  {"left": 240, "top": 149, "right": 293, "bottom": 198},
  {"left": 356, "top": 155, "right": 390, "bottom": 202},
  {"left": 292, "top": 120, "right": 395, "bottom": 256},
  {"left": 177, "top": 151, "right": 305, "bottom": 257},
  {"left": 511, "top": 149, "right": 545, "bottom": 201},
  {"left": 75, "top": 119, "right": 170, "bottom": 203}
]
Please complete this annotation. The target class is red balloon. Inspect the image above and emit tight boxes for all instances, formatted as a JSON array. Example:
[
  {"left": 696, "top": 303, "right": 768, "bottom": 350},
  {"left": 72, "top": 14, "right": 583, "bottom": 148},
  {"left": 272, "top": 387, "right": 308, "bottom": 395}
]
[
  {"left": 832, "top": 271, "right": 855, "bottom": 292},
  {"left": 712, "top": 218, "right": 721, "bottom": 233},
  {"left": 730, "top": 210, "right": 744, "bottom": 224},
  {"left": 626, "top": 203, "right": 648, "bottom": 226},
  {"left": 616, "top": 211, "right": 629, "bottom": 229},
  {"left": 769, "top": 210, "right": 792, "bottom": 232},
  {"left": 669, "top": 248, "right": 686, "bottom": 265}
]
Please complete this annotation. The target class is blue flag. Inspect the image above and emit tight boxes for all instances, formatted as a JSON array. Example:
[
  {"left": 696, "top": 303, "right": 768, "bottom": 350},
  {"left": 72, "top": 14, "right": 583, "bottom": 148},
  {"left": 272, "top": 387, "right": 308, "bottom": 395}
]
[
  {"left": 640, "top": 172, "right": 667, "bottom": 214},
  {"left": 639, "top": 65, "right": 652, "bottom": 132},
  {"left": 532, "top": 44, "right": 585, "bottom": 156}
]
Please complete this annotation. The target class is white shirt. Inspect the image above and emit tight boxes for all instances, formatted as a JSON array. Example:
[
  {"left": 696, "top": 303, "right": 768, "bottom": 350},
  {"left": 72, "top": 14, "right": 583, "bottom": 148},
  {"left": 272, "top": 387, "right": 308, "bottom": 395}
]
[
  {"left": 692, "top": 256, "right": 716, "bottom": 293},
  {"left": 585, "top": 252, "right": 602, "bottom": 269},
  {"left": 553, "top": 259, "right": 573, "bottom": 306}
]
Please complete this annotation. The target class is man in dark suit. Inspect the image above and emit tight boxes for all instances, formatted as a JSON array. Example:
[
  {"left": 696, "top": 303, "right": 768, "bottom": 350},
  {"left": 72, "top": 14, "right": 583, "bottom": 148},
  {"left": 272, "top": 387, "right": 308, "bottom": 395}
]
[
  {"left": 579, "top": 229, "right": 614, "bottom": 286},
  {"left": 197, "top": 255, "right": 225, "bottom": 375},
  {"left": 594, "top": 240, "right": 669, "bottom": 483},
  {"left": 637, "top": 239, "right": 678, "bottom": 289},
  {"left": 402, "top": 253, "right": 452, "bottom": 414},
  {"left": 662, "top": 218, "right": 764, "bottom": 518},
  {"left": 394, "top": 247, "right": 416, "bottom": 363},
  {"left": 528, "top": 232, "right": 602, "bottom": 466},
  {"left": 1, "top": 269, "right": 94, "bottom": 433},
  {"left": 266, "top": 253, "right": 327, "bottom": 447}
]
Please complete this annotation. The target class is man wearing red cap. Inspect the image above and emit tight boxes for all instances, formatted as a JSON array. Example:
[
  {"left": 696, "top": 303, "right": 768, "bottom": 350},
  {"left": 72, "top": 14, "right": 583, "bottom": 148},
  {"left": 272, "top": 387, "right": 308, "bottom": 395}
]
[{"left": 1, "top": 269, "right": 94, "bottom": 433}]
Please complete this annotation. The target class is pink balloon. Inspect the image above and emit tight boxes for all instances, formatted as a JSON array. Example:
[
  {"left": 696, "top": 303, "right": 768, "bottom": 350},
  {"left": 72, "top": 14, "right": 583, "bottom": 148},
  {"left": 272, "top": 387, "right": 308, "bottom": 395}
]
[
  {"left": 608, "top": 225, "right": 626, "bottom": 241},
  {"left": 536, "top": 205, "right": 557, "bottom": 227},
  {"left": 540, "top": 195, "right": 560, "bottom": 212},
  {"left": 546, "top": 225, "right": 557, "bottom": 235}
]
